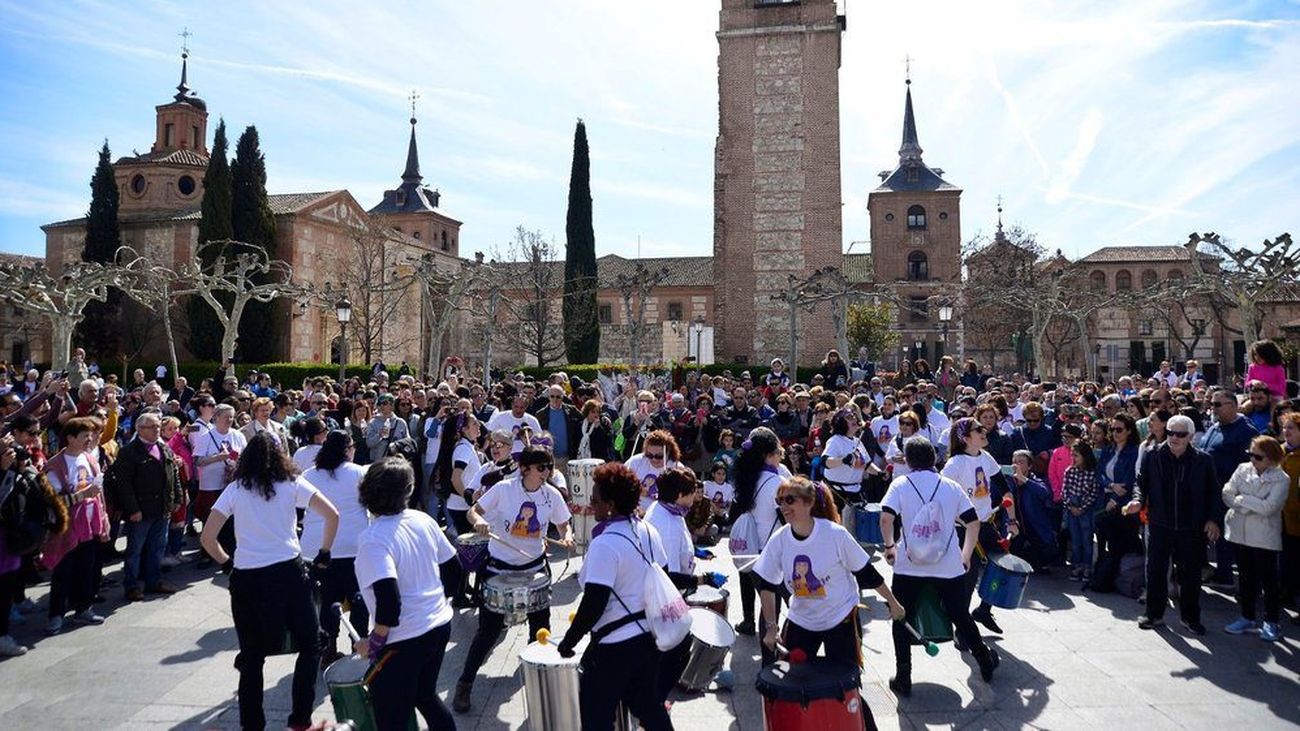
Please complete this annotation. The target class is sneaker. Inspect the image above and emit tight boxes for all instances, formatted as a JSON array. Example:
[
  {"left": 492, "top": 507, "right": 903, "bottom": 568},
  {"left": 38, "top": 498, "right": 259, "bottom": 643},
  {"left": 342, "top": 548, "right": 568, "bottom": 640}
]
[
  {"left": 1206, "top": 576, "right": 1235, "bottom": 590},
  {"left": 45, "top": 616, "right": 64, "bottom": 636},
  {"left": 735, "top": 620, "right": 756, "bottom": 637},
  {"left": 1260, "top": 622, "right": 1281, "bottom": 642},
  {"left": 452, "top": 680, "right": 473, "bottom": 714},
  {"left": 888, "top": 675, "right": 912, "bottom": 698},
  {"left": 71, "top": 609, "right": 105, "bottom": 626},
  {"left": 1224, "top": 617, "right": 1259, "bottom": 635},
  {"left": 8, "top": 607, "right": 24, "bottom": 625},
  {"left": 972, "top": 608, "right": 1003, "bottom": 634},
  {"left": 0, "top": 635, "right": 28, "bottom": 657},
  {"left": 160, "top": 554, "right": 182, "bottom": 568},
  {"left": 978, "top": 647, "right": 1000, "bottom": 683},
  {"left": 1138, "top": 616, "right": 1164, "bottom": 630},
  {"left": 1180, "top": 619, "right": 1206, "bottom": 636}
]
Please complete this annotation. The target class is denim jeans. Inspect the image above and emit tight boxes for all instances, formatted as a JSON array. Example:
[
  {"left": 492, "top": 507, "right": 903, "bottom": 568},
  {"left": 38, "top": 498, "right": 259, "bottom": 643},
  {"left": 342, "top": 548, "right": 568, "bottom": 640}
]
[
  {"left": 123, "top": 517, "right": 168, "bottom": 590},
  {"left": 1066, "top": 509, "right": 1095, "bottom": 569},
  {"left": 422, "top": 462, "right": 442, "bottom": 523}
]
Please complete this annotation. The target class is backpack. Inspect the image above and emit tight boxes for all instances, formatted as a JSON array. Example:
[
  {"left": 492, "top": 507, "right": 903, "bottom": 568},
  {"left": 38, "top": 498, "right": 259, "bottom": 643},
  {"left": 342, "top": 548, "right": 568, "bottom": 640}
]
[
  {"left": 1, "top": 468, "right": 64, "bottom": 557},
  {"left": 611, "top": 527, "right": 692, "bottom": 651},
  {"left": 900, "top": 475, "right": 952, "bottom": 566}
]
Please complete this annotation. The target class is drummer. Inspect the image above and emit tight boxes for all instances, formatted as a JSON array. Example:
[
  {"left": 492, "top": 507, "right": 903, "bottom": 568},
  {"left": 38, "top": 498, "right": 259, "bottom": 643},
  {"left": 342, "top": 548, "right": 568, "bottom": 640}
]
[
  {"left": 941, "top": 417, "right": 1019, "bottom": 637},
  {"left": 465, "top": 429, "right": 515, "bottom": 502},
  {"left": 352, "top": 457, "right": 460, "bottom": 730},
  {"left": 627, "top": 429, "right": 682, "bottom": 513},
  {"left": 454, "top": 447, "right": 574, "bottom": 714},
  {"left": 878, "top": 437, "right": 999, "bottom": 697},
  {"left": 755, "top": 477, "right": 905, "bottom": 671},
  {"left": 645, "top": 467, "right": 727, "bottom": 700},
  {"left": 434, "top": 412, "right": 485, "bottom": 608},
  {"left": 820, "top": 406, "right": 881, "bottom": 512},
  {"left": 728, "top": 427, "right": 786, "bottom": 663},
  {"left": 556, "top": 462, "right": 674, "bottom": 731}
]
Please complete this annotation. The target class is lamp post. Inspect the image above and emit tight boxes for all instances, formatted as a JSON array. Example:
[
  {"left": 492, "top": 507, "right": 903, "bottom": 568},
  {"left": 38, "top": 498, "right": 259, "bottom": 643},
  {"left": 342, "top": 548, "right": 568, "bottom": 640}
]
[
  {"left": 938, "top": 303, "right": 953, "bottom": 360},
  {"left": 914, "top": 339, "right": 923, "bottom": 364},
  {"left": 335, "top": 294, "right": 352, "bottom": 384},
  {"left": 692, "top": 315, "right": 706, "bottom": 377}
]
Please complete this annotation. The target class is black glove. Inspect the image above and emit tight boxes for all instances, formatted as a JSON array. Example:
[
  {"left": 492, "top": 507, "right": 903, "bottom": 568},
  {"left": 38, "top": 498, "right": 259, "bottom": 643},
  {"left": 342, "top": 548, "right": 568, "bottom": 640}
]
[
  {"left": 220, "top": 558, "right": 235, "bottom": 575},
  {"left": 313, "top": 549, "right": 332, "bottom": 569},
  {"left": 557, "top": 640, "right": 576, "bottom": 659}
]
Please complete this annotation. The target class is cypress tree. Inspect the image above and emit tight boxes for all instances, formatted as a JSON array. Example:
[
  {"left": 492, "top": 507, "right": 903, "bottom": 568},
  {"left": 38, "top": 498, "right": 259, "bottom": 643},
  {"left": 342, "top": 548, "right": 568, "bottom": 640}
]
[
  {"left": 229, "top": 125, "right": 278, "bottom": 363},
  {"left": 73, "top": 141, "right": 123, "bottom": 360},
  {"left": 187, "top": 119, "right": 232, "bottom": 360},
  {"left": 563, "top": 119, "right": 600, "bottom": 364}
]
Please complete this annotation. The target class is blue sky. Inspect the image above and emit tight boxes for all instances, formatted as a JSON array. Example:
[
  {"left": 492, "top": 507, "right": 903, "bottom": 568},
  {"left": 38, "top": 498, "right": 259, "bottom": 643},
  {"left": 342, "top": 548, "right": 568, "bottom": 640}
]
[{"left": 0, "top": 0, "right": 1297, "bottom": 260}]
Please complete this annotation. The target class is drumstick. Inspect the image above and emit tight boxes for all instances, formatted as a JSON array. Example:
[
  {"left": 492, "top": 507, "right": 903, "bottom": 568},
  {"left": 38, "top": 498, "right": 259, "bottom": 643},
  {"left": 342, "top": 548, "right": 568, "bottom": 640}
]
[
  {"left": 897, "top": 619, "right": 940, "bottom": 657},
  {"left": 333, "top": 602, "right": 362, "bottom": 645},
  {"left": 486, "top": 532, "right": 541, "bottom": 561}
]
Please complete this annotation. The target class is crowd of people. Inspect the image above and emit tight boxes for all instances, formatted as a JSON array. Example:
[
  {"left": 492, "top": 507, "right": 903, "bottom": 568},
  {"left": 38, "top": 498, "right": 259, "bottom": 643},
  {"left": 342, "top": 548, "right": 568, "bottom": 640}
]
[{"left": 1, "top": 339, "right": 1298, "bottom": 729}]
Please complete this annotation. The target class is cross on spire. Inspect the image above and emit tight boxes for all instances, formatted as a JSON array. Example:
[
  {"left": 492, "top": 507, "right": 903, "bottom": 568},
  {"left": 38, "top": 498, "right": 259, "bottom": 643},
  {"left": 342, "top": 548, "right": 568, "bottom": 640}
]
[
  {"left": 995, "top": 194, "right": 1007, "bottom": 241},
  {"left": 905, "top": 54, "right": 912, "bottom": 85},
  {"left": 178, "top": 27, "right": 192, "bottom": 56},
  {"left": 408, "top": 89, "right": 420, "bottom": 125}
]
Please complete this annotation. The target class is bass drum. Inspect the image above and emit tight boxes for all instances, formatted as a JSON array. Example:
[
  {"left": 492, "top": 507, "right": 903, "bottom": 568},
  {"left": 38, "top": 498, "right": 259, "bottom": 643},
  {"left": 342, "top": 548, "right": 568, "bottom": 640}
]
[{"left": 567, "top": 458, "right": 604, "bottom": 556}]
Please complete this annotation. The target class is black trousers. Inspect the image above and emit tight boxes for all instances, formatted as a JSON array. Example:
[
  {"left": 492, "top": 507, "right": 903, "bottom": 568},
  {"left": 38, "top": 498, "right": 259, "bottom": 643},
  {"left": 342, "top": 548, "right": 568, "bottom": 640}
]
[
  {"left": 742, "top": 570, "right": 784, "bottom": 666},
  {"left": 783, "top": 608, "right": 861, "bottom": 668},
  {"left": 444, "top": 509, "right": 471, "bottom": 603},
  {"left": 580, "top": 633, "right": 673, "bottom": 731},
  {"left": 49, "top": 540, "right": 98, "bottom": 617},
  {"left": 1234, "top": 543, "right": 1281, "bottom": 623},
  {"left": 368, "top": 622, "right": 454, "bottom": 731},
  {"left": 0, "top": 570, "right": 21, "bottom": 635},
  {"left": 657, "top": 635, "right": 692, "bottom": 700},
  {"left": 312, "top": 557, "right": 368, "bottom": 649},
  {"left": 458, "top": 559, "right": 549, "bottom": 685},
  {"left": 891, "top": 573, "right": 990, "bottom": 676},
  {"left": 229, "top": 558, "right": 319, "bottom": 730},
  {"left": 1145, "top": 525, "right": 1205, "bottom": 623}
]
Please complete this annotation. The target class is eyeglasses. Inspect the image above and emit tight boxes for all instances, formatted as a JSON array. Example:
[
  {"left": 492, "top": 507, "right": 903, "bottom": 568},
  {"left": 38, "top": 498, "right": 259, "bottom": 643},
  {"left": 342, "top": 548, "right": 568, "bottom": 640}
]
[
  {"left": 1110, "top": 426, "right": 1127, "bottom": 433},
  {"left": 776, "top": 495, "right": 800, "bottom": 506},
  {"left": 646, "top": 451, "right": 665, "bottom": 460},
  {"left": 1166, "top": 430, "right": 1190, "bottom": 439},
  {"left": 549, "top": 394, "right": 563, "bottom": 400},
  {"left": 1248, "top": 452, "right": 1267, "bottom": 462}
]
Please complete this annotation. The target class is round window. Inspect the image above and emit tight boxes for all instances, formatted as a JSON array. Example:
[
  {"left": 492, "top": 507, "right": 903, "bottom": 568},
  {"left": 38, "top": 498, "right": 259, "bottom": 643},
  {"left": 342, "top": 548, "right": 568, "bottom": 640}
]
[
  {"left": 884, "top": 213, "right": 895, "bottom": 222},
  {"left": 130, "top": 174, "right": 146, "bottom": 195},
  {"left": 939, "top": 211, "right": 948, "bottom": 220},
  {"left": 177, "top": 175, "right": 196, "bottom": 195}
]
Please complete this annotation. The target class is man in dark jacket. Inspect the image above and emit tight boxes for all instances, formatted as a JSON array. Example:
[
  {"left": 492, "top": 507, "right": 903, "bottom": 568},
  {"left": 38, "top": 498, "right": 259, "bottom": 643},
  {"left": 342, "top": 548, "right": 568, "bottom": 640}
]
[
  {"left": 112, "top": 412, "right": 183, "bottom": 600},
  {"left": 1125, "top": 414, "right": 1220, "bottom": 634}
]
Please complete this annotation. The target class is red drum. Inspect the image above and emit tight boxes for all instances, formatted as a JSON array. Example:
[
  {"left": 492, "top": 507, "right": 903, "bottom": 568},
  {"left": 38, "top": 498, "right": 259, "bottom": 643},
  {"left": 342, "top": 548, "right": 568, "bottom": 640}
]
[{"left": 756, "top": 658, "right": 866, "bottom": 731}]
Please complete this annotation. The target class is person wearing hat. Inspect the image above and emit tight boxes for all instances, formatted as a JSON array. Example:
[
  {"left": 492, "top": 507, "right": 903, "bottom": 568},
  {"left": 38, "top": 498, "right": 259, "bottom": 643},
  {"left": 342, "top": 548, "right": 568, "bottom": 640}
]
[{"left": 366, "top": 394, "right": 410, "bottom": 463}]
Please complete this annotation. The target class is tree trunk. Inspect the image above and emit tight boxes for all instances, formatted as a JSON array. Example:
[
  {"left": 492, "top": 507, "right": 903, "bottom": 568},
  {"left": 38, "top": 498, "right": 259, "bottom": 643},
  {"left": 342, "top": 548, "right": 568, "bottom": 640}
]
[
  {"left": 1072, "top": 313, "right": 1091, "bottom": 381},
  {"left": 162, "top": 296, "right": 180, "bottom": 382},
  {"left": 51, "top": 315, "right": 76, "bottom": 368}
]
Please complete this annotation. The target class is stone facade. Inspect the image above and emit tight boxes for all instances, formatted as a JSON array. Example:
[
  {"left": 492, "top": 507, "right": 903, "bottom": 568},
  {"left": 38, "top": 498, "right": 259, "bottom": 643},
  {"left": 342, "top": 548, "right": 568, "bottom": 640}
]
[{"left": 714, "top": 0, "right": 845, "bottom": 365}]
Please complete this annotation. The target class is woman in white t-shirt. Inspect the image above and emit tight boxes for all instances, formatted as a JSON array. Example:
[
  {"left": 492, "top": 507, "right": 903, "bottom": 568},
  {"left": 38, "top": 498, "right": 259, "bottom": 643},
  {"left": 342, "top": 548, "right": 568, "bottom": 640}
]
[
  {"left": 352, "top": 457, "right": 459, "bottom": 730},
  {"left": 199, "top": 432, "right": 340, "bottom": 731},
  {"left": 821, "top": 407, "right": 882, "bottom": 510},
  {"left": 289, "top": 415, "right": 328, "bottom": 473},
  {"left": 454, "top": 447, "right": 573, "bottom": 714},
  {"left": 878, "top": 435, "right": 997, "bottom": 698},
  {"left": 941, "top": 417, "right": 1019, "bottom": 635},
  {"left": 727, "top": 426, "right": 786, "bottom": 662},
  {"left": 301, "top": 430, "right": 371, "bottom": 663},
  {"left": 433, "top": 412, "right": 483, "bottom": 536},
  {"left": 191, "top": 404, "right": 248, "bottom": 566},
  {"left": 557, "top": 462, "right": 673, "bottom": 731},
  {"left": 625, "top": 429, "right": 682, "bottom": 513},
  {"left": 870, "top": 395, "right": 900, "bottom": 451},
  {"left": 755, "top": 477, "right": 903, "bottom": 675}
]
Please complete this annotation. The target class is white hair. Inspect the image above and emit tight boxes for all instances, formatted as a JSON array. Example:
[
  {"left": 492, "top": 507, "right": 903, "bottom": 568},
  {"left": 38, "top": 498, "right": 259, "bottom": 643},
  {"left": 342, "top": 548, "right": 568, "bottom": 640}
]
[{"left": 1166, "top": 414, "right": 1195, "bottom": 435}]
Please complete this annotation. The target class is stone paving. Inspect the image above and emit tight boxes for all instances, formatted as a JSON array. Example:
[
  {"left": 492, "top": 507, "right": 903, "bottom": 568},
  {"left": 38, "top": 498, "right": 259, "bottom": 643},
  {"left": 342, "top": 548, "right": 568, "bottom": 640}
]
[{"left": 1, "top": 536, "right": 1298, "bottom": 730}]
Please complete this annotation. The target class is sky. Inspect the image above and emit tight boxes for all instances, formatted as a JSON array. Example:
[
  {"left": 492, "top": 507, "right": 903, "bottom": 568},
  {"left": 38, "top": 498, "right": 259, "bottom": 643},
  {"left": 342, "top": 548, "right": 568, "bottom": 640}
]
[{"left": 0, "top": 0, "right": 1297, "bottom": 261}]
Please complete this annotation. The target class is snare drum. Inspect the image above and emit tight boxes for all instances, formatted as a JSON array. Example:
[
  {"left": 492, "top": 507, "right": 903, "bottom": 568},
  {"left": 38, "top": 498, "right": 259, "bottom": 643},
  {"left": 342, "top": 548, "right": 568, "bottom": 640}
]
[
  {"left": 687, "top": 586, "right": 730, "bottom": 619},
  {"left": 482, "top": 571, "right": 552, "bottom": 625},
  {"left": 455, "top": 532, "right": 490, "bottom": 572},
  {"left": 679, "top": 607, "right": 735, "bottom": 692},
  {"left": 756, "top": 658, "right": 866, "bottom": 731},
  {"left": 520, "top": 641, "right": 581, "bottom": 731},
  {"left": 978, "top": 553, "right": 1032, "bottom": 610}
]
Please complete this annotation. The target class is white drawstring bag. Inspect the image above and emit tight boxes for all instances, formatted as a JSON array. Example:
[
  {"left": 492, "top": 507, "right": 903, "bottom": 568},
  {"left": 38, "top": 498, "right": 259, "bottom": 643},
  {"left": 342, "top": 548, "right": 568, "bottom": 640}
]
[{"left": 613, "top": 528, "right": 692, "bottom": 651}]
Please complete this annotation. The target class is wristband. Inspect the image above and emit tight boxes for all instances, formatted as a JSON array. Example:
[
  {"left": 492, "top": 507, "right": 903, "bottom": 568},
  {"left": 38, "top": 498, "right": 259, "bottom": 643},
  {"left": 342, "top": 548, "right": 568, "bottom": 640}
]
[{"left": 367, "top": 631, "right": 388, "bottom": 659}]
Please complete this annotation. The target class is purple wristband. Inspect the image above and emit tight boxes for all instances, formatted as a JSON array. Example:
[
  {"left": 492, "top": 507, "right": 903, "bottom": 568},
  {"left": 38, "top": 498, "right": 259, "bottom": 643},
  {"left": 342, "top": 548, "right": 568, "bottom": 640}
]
[{"left": 367, "top": 631, "right": 388, "bottom": 659}]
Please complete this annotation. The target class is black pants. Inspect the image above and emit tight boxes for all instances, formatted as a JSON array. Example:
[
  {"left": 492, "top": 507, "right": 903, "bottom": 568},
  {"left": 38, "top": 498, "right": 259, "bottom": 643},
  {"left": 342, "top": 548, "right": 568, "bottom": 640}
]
[
  {"left": 962, "top": 522, "right": 1001, "bottom": 614},
  {"left": 784, "top": 608, "right": 860, "bottom": 668},
  {"left": 368, "top": 622, "right": 455, "bottom": 731},
  {"left": 742, "top": 571, "right": 784, "bottom": 666},
  {"left": 229, "top": 558, "right": 319, "bottom": 730},
  {"left": 1281, "top": 533, "right": 1300, "bottom": 603},
  {"left": 444, "top": 509, "right": 471, "bottom": 603},
  {"left": 580, "top": 633, "right": 673, "bottom": 731},
  {"left": 49, "top": 540, "right": 98, "bottom": 618},
  {"left": 458, "top": 560, "right": 550, "bottom": 685},
  {"left": 1234, "top": 543, "right": 1281, "bottom": 623},
  {"left": 657, "top": 635, "right": 692, "bottom": 700},
  {"left": 313, "top": 557, "right": 368, "bottom": 650},
  {"left": 891, "top": 573, "right": 990, "bottom": 676},
  {"left": 1145, "top": 525, "right": 1205, "bottom": 623},
  {"left": 0, "top": 570, "right": 21, "bottom": 635}
]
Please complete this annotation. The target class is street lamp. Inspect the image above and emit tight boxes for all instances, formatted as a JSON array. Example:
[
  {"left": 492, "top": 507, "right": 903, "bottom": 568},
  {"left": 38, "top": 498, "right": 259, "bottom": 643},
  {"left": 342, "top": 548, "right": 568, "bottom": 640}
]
[
  {"left": 914, "top": 339, "right": 924, "bottom": 363},
  {"left": 335, "top": 294, "right": 352, "bottom": 384},
  {"left": 692, "top": 315, "right": 706, "bottom": 376},
  {"left": 938, "top": 303, "right": 953, "bottom": 358}
]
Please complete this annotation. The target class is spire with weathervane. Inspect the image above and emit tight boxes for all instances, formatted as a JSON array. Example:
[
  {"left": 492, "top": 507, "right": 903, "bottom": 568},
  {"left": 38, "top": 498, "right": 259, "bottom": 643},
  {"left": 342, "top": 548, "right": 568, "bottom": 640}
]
[
  {"left": 370, "top": 90, "right": 443, "bottom": 215},
  {"left": 402, "top": 91, "right": 422, "bottom": 184},
  {"left": 994, "top": 195, "right": 1009, "bottom": 244},
  {"left": 899, "top": 57, "right": 923, "bottom": 166}
]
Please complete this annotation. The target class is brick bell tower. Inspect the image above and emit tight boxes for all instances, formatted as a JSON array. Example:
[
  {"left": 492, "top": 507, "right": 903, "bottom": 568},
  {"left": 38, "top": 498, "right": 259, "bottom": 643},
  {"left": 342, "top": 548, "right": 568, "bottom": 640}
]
[{"left": 713, "top": 0, "right": 846, "bottom": 365}]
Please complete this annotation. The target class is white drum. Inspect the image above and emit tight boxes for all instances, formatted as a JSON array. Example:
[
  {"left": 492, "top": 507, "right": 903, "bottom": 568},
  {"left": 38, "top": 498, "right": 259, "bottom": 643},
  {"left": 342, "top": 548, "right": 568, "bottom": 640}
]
[
  {"left": 567, "top": 458, "right": 604, "bottom": 557},
  {"left": 520, "top": 641, "right": 581, "bottom": 731},
  {"left": 679, "top": 607, "right": 736, "bottom": 692},
  {"left": 482, "top": 571, "right": 551, "bottom": 625}
]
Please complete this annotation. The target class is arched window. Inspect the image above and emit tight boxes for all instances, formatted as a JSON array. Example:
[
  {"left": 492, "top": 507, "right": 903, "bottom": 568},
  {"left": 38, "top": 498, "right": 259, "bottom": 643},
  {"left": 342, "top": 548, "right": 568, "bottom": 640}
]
[
  {"left": 1115, "top": 269, "right": 1132, "bottom": 291},
  {"left": 1167, "top": 269, "right": 1184, "bottom": 285},
  {"left": 907, "top": 250, "right": 929, "bottom": 280},
  {"left": 1090, "top": 270, "right": 1107, "bottom": 293},
  {"left": 1140, "top": 269, "right": 1158, "bottom": 288},
  {"left": 906, "top": 205, "right": 927, "bottom": 230}
]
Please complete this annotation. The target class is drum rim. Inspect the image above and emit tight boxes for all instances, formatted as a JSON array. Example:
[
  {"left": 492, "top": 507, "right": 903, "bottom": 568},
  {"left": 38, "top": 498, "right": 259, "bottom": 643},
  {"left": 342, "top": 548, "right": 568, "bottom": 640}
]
[
  {"left": 992, "top": 553, "right": 1034, "bottom": 573},
  {"left": 755, "top": 659, "right": 862, "bottom": 701}
]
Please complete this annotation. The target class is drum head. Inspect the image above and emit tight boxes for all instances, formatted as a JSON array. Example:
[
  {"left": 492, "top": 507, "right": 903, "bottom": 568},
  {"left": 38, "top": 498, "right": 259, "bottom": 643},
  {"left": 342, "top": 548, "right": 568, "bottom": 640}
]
[
  {"left": 994, "top": 553, "right": 1033, "bottom": 574},
  {"left": 323, "top": 655, "right": 370, "bottom": 684},
  {"left": 755, "top": 658, "right": 861, "bottom": 702},
  {"left": 519, "top": 641, "right": 577, "bottom": 667},
  {"left": 690, "top": 586, "right": 724, "bottom": 605},
  {"left": 866, "top": 503, "right": 882, "bottom": 514},
  {"left": 570, "top": 458, "right": 605, "bottom": 468},
  {"left": 688, "top": 607, "right": 735, "bottom": 646},
  {"left": 457, "top": 532, "right": 488, "bottom": 546}
]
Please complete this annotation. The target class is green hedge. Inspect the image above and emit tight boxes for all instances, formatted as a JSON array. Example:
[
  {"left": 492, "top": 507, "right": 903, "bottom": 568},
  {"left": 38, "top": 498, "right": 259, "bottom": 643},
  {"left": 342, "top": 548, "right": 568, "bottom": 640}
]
[
  {"left": 508, "top": 363, "right": 826, "bottom": 384},
  {"left": 110, "top": 361, "right": 372, "bottom": 388}
]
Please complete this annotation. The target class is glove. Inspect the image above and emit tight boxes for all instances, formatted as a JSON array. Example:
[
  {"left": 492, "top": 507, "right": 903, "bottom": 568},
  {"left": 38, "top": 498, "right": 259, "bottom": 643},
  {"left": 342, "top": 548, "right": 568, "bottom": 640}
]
[
  {"left": 694, "top": 547, "right": 715, "bottom": 560},
  {"left": 557, "top": 640, "right": 576, "bottom": 659},
  {"left": 220, "top": 558, "right": 235, "bottom": 576},
  {"left": 705, "top": 571, "right": 727, "bottom": 589},
  {"left": 313, "top": 549, "right": 332, "bottom": 569}
]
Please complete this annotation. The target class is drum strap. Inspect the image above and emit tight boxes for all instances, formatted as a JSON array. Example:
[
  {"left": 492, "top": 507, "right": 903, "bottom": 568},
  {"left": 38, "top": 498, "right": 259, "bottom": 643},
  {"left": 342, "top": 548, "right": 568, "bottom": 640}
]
[
  {"left": 591, "top": 608, "right": 648, "bottom": 642},
  {"left": 487, "top": 554, "right": 548, "bottom": 576}
]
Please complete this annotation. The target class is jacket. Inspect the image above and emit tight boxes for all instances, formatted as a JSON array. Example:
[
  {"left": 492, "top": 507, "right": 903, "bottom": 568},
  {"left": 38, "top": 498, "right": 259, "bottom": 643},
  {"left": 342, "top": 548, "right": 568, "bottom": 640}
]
[
  {"left": 1047, "top": 445, "right": 1072, "bottom": 502},
  {"left": 1222, "top": 463, "right": 1288, "bottom": 551},
  {"left": 1133, "top": 444, "right": 1219, "bottom": 531},
  {"left": 1282, "top": 446, "right": 1300, "bottom": 537},
  {"left": 1199, "top": 416, "right": 1259, "bottom": 487},
  {"left": 532, "top": 403, "right": 582, "bottom": 459},
  {"left": 1096, "top": 444, "right": 1139, "bottom": 503},
  {"left": 111, "top": 438, "right": 183, "bottom": 520}
]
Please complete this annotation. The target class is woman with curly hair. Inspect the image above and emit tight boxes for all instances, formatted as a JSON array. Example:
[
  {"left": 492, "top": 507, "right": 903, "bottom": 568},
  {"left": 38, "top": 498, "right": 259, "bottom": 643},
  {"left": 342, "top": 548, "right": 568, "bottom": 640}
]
[
  {"left": 626, "top": 429, "right": 681, "bottom": 512},
  {"left": 200, "top": 432, "right": 340, "bottom": 731}
]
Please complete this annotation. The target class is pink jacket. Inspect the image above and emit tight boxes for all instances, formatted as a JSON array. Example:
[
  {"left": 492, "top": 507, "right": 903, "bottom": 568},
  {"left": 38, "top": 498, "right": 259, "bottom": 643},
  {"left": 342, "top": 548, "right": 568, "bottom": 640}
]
[
  {"left": 1246, "top": 363, "right": 1287, "bottom": 402},
  {"left": 1047, "top": 445, "right": 1072, "bottom": 502},
  {"left": 167, "top": 431, "right": 195, "bottom": 483}
]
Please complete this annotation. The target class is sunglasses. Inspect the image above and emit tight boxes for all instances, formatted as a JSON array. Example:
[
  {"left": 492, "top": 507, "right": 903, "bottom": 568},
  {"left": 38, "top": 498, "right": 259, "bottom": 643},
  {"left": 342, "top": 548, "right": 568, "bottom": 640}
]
[
  {"left": 646, "top": 452, "right": 665, "bottom": 460},
  {"left": 1166, "top": 430, "right": 1190, "bottom": 438},
  {"left": 1248, "top": 453, "right": 1267, "bottom": 462},
  {"left": 776, "top": 495, "right": 801, "bottom": 506},
  {"left": 1110, "top": 426, "right": 1127, "bottom": 433}
]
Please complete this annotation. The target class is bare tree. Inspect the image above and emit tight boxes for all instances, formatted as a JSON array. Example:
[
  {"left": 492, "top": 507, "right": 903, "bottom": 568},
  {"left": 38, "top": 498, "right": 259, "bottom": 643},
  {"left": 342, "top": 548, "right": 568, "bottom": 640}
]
[
  {"left": 494, "top": 227, "right": 567, "bottom": 368},
  {"left": 179, "top": 239, "right": 297, "bottom": 365},
  {"left": 613, "top": 260, "right": 669, "bottom": 374},
  {"left": 1185, "top": 232, "right": 1297, "bottom": 344},
  {"left": 0, "top": 259, "right": 120, "bottom": 366},
  {"left": 334, "top": 217, "right": 418, "bottom": 365},
  {"left": 772, "top": 266, "right": 859, "bottom": 369},
  {"left": 114, "top": 246, "right": 186, "bottom": 379},
  {"left": 406, "top": 252, "right": 481, "bottom": 378}
]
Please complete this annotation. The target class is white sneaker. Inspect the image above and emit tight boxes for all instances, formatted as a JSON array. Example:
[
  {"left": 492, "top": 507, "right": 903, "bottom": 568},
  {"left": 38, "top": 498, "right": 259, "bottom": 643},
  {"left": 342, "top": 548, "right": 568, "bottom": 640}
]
[
  {"left": 161, "top": 554, "right": 182, "bottom": 568},
  {"left": 0, "top": 635, "right": 28, "bottom": 657},
  {"left": 71, "top": 609, "right": 105, "bottom": 626}
]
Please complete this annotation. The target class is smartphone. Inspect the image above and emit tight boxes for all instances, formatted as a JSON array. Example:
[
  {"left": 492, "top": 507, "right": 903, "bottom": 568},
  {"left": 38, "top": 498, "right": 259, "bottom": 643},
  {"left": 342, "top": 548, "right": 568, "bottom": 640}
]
[{"left": 1000, "top": 465, "right": 1015, "bottom": 476}]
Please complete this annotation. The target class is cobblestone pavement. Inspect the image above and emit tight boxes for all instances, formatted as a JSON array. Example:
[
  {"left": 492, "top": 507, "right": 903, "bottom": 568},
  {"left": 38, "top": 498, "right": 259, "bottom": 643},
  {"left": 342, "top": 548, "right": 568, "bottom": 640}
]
[{"left": 1, "top": 536, "right": 1298, "bottom": 730}]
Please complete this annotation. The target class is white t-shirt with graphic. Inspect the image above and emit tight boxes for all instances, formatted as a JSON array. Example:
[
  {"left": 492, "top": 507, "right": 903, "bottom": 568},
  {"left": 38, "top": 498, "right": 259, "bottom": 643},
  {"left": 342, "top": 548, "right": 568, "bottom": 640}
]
[
  {"left": 475, "top": 475, "right": 571, "bottom": 563},
  {"left": 580, "top": 519, "right": 668, "bottom": 644},
  {"left": 704, "top": 480, "right": 734, "bottom": 513},
  {"left": 754, "top": 518, "right": 868, "bottom": 632},
  {"left": 870, "top": 415, "right": 900, "bottom": 448},
  {"left": 626, "top": 453, "right": 680, "bottom": 512},
  {"left": 881, "top": 470, "right": 972, "bottom": 580},
  {"left": 193, "top": 428, "right": 248, "bottom": 492},
  {"left": 485, "top": 410, "right": 542, "bottom": 454},
  {"left": 821, "top": 434, "right": 868, "bottom": 490},
  {"left": 355, "top": 510, "right": 455, "bottom": 643},
  {"left": 941, "top": 450, "right": 1000, "bottom": 521},
  {"left": 645, "top": 501, "right": 695, "bottom": 576}
]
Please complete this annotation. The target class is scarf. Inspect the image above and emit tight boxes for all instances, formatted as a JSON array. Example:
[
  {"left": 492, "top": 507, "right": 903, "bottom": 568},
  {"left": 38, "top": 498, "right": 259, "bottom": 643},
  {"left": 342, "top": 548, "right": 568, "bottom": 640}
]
[
  {"left": 593, "top": 514, "right": 634, "bottom": 538},
  {"left": 578, "top": 418, "right": 595, "bottom": 460},
  {"left": 660, "top": 502, "right": 690, "bottom": 517}
]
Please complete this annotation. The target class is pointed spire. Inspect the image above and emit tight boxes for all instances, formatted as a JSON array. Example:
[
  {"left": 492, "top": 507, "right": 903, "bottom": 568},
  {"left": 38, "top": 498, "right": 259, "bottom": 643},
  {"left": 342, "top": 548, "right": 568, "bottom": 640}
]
[
  {"left": 402, "top": 90, "right": 422, "bottom": 183},
  {"left": 174, "top": 28, "right": 193, "bottom": 102},
  {"left": 994, "top": 195, "right": 1009, "bottom": 244},
  {"left": 899, "top": 72, "right": 923, "bottom": 166}
]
